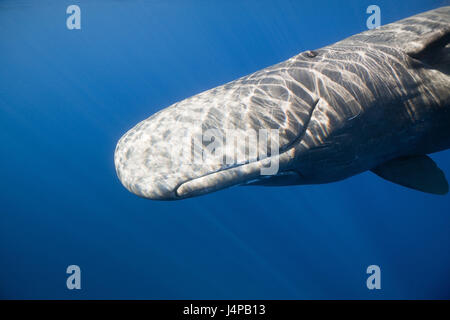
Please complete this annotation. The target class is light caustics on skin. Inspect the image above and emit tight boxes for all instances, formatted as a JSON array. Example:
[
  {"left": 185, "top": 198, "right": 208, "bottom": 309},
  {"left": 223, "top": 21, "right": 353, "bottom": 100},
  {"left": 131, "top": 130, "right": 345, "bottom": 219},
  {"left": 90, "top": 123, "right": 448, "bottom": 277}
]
[{"left": 115, "top": 7, "right": 450, "bottom": 200}]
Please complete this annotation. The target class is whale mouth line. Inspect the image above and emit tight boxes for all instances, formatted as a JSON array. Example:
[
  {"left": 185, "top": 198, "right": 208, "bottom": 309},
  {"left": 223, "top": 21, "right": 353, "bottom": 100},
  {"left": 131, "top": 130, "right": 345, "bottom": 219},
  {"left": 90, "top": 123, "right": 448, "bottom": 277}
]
[
  {"left": 173, "top": 151, "right": 292, "bottom": 199},
  {"left": 174, "top": 160, "right": 263, "bottom": 199}
]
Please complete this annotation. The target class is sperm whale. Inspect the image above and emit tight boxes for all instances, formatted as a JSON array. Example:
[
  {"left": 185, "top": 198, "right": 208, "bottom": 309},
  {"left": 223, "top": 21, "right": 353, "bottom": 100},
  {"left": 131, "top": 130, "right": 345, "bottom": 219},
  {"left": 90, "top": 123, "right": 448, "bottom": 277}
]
[{"left": 115, "top": 6, "right": 450, "bottom": 200}]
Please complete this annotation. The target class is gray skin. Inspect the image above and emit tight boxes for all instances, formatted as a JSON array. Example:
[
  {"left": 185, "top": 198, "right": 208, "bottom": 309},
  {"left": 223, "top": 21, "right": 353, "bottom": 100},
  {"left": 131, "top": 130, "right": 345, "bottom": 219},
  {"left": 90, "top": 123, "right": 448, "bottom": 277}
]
[{"left": 115, "top": 7, "right": 450, "bottom": 200}]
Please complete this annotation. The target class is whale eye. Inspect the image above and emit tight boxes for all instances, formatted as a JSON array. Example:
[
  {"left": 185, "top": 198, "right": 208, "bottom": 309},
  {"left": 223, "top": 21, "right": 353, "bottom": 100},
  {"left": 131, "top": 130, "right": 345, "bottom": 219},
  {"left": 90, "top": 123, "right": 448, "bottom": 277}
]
[{"left": 305, "top": 50, "right": 318, "bottom": 58}]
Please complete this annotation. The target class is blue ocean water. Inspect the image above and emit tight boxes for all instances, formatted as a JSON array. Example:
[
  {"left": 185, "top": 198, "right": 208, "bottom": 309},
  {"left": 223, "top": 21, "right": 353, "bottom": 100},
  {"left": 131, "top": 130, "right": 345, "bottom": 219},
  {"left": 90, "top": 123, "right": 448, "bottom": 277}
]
[{"left": 1, "top": 0, "right": 449, "bottom": 299}]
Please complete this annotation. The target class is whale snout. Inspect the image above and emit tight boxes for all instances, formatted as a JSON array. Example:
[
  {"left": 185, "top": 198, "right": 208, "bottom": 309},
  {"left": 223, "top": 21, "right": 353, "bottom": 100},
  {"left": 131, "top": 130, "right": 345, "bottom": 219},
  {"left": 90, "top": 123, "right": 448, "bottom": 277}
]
[
  {"left": 114, "top": 104, "right": 205, "bottom": 200},
  {"left": 114, "top": 128, "right": 179, "bottom": 200}
]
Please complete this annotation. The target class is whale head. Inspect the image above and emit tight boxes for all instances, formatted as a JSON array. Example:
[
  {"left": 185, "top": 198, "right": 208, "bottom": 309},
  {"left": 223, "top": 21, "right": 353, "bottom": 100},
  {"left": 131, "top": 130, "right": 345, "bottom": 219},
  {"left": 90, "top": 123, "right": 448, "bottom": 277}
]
[
  {"left": 114, "top": 44, "right": 396, "bottom": 200},
  {"left": 113, "top": 52, "right": 332, "bottom": 200}
]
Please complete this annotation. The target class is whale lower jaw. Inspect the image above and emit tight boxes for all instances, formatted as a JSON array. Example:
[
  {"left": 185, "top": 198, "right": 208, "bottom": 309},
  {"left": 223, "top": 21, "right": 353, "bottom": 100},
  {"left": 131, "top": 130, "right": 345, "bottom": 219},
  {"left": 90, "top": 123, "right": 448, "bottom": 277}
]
[{"left": 173, "top": 151, "right": 294, "bottom": 199}]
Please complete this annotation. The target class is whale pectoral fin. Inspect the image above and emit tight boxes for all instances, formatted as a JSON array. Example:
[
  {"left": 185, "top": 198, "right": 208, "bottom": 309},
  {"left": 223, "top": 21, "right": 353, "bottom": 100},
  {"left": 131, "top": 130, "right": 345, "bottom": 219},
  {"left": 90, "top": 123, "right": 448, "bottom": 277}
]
[
  {"left": 405, "top": 28, "right": 450, "bottom": 59},
  {"left": 371, "top": 155, "right": 449, "bottom": 195},
  {"left": 405, "top": 27, "right": 450, "bottom": 74}
]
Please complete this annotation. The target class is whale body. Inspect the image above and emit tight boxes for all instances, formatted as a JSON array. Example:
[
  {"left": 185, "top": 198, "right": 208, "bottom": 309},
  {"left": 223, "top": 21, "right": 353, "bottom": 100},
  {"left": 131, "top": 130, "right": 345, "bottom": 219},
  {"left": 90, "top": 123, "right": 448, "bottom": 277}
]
[{"left": 115, "top": 7, "right": 450, "bottom": 200}]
